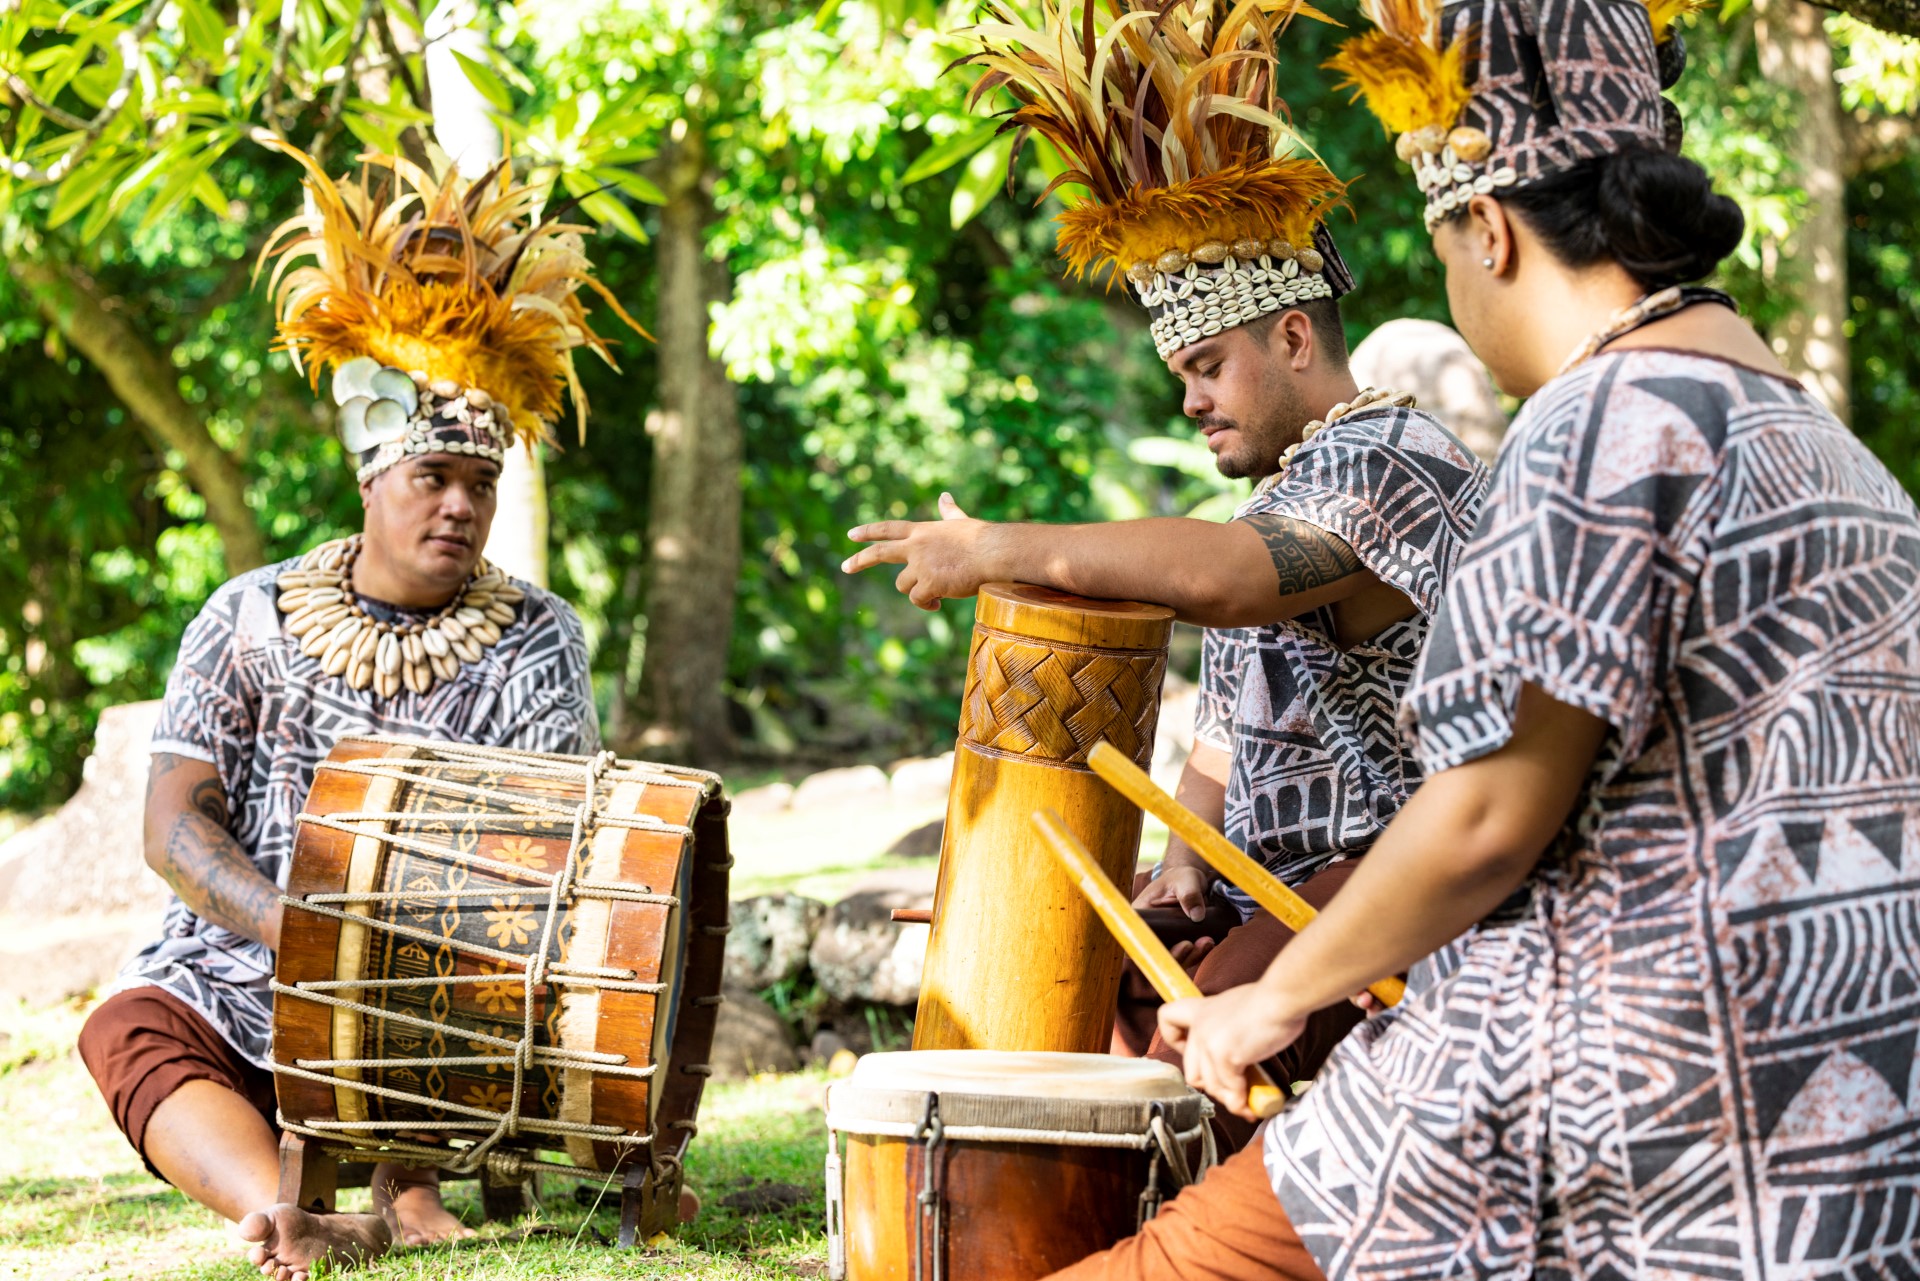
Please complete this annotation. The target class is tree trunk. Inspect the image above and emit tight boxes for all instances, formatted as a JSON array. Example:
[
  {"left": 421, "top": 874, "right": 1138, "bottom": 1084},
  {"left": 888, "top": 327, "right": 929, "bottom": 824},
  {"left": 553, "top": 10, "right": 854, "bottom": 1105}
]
[
  {"left": 10, "top": 257, "right": 267, "bottom": 573},
  {"left": 1757, "top": 0, "right": 1852, "bottom": 423},
  {"left": 1804, "top": 0, "right": 1920, "bottom": 36},
  {"left": 421, "top": 0, "right": 549, "bottom": 586},
  {"left": 633, "top": 126, "right": 742, "bottom": 765}
]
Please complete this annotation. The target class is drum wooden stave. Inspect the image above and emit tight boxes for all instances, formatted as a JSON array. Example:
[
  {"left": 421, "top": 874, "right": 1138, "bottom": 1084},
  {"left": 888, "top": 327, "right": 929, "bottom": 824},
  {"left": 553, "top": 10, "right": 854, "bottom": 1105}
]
[
  {"left": 826, "top": 1050, "right": 1212, "bottom": 1280},
  {"left": 913, "top": 584, "right": 1174, "bottom": 1054},
  {"left": 272, "top": 736, "right": 731, "bottom": 1235}
]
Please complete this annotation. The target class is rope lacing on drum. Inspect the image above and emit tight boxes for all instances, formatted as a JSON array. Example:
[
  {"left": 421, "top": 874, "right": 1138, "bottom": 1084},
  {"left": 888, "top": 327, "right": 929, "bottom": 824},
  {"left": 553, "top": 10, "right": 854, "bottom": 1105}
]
[{"left": 270, "top": 747, "right": 681, "bottom": 1181}]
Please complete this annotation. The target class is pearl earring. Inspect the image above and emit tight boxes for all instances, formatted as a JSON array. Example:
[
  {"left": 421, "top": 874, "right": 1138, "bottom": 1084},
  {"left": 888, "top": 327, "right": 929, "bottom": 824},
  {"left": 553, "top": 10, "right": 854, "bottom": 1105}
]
[{"left": 1482, "top": 257, "right": 1495, "bottom": 269}]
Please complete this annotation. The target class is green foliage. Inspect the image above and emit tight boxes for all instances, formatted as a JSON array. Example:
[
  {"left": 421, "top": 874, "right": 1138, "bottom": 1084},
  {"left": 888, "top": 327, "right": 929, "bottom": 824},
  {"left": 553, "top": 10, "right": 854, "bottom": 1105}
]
[{"left": 2, "top": 1, "right": 1919, "bottom": 811}]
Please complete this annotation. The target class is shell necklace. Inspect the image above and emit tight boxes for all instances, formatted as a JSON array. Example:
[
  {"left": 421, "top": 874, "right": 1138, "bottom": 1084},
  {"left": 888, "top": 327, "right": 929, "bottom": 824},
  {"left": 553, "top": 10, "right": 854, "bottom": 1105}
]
[
  {"left": 276, "top": 535, "right": 524, "bottom": 699},
  {"left": 1554, "top": 286, "right": 1739, "bottom": 379},
  {"left": 1251, "top": 385, "right": 1416, "bottom": 501}
]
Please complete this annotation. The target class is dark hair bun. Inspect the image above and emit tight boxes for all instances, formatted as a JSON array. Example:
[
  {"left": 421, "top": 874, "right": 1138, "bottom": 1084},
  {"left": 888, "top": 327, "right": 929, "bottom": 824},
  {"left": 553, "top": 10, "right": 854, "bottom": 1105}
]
[
  {"left": 1597, "top": 148, "right": 1744, "bottom": 289},
  {"left": 1502, "top": 148, "right": 1744, "bottom": 292}
]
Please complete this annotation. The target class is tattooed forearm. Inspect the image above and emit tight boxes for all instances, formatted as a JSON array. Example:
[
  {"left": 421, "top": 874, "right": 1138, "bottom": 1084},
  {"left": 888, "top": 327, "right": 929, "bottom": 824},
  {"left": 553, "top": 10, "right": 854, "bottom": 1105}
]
[
  {"left": 1242, "top": 513, "right": 1362, "bottom": 598},
  {"left": 158, "top": 809, "right": 282, "bottom": 949},
  {"left": 187, "top": 776, "right": 229, "bottom": 826}
]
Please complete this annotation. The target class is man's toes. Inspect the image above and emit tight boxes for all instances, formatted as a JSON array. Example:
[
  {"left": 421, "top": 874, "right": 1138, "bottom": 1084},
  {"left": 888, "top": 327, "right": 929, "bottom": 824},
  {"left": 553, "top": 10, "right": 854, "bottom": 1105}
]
[{"left": 239, "top": 1210, "right": 275, "bottom": 1246}]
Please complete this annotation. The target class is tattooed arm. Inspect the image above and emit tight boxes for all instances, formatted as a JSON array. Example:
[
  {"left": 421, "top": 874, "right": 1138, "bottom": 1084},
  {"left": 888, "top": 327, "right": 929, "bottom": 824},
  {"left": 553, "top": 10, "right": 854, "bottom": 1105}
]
[
  {"left": 846, "top": 501, "right": 1403, "bottom": 630},
  {"left": 143, "top": 753, "right": 283, "bottom": 951}
]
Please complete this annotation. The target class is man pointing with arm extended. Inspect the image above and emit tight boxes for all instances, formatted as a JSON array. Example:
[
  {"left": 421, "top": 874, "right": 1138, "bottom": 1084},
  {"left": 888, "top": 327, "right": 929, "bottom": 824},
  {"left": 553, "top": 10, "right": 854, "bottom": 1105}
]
[{"left": 849, "top": 277, "right": 1487, "bottom": 1150}]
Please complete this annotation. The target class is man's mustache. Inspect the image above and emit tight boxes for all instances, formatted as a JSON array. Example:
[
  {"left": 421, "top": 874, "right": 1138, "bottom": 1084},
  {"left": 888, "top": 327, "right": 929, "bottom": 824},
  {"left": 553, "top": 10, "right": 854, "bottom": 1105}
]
[{"left": 1199, "top": 415, "right": 1239, "bottom": 435}]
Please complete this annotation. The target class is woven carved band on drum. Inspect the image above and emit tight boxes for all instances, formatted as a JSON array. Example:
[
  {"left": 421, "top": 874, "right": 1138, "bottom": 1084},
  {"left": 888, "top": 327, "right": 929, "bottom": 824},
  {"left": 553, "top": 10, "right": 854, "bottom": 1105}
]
[
  {"left": 1139, "top": 256, "right": 1336, "bottom": 361},
  {"left": 957, "top": 625, "right": 1166, "bottom": 771},
  {"left": 271, "top": 739, "right": 720, "bottom": 1183}
]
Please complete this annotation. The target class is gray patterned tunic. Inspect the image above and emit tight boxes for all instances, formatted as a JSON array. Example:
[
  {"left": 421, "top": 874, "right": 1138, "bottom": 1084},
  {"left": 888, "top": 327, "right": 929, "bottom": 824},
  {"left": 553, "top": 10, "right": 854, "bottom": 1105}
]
[
  {"left": 1269, "top": 351, "right": 1920, "bottom": 1278},
  {"left": 1195, "top": 407, "right": 1488, "bottom": 916},
  {"left": 110, "top": 558, "right": 601, "bottom": 1067}
]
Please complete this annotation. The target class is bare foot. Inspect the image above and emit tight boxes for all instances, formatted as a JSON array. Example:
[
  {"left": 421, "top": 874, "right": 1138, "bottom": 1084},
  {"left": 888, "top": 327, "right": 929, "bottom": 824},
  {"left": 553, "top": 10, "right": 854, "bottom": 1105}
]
[
  {"left": 371, "top": 1163, "right": 477, "bottom": 1247},
  {"left": 236, "top": 1203, "right": 390, "bottom": 1281}
]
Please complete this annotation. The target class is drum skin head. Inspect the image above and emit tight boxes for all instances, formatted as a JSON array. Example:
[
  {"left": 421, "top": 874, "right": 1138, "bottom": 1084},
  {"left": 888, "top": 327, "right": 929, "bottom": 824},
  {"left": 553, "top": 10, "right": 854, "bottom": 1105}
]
[{"left": 846, "top": 1050, "right": 1190, "bottom": 1101}]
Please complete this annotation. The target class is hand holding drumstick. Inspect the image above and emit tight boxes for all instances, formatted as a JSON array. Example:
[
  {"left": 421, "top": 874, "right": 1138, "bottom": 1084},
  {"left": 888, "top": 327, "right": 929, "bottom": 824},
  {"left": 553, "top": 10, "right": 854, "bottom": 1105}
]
[
  {"left": 1032, "top": 809, "right": 1288, "bottom": 1120},
  {"left": 1087, "top": 742, "right": 1406, "bottom": 1010}
]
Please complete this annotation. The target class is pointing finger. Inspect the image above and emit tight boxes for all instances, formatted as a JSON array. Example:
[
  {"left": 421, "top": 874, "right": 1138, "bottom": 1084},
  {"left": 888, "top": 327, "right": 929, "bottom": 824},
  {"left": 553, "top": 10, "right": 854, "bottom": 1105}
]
[
  {"left": 841, "top": 543, "right": 909, "bottom": 575},
  {"left": 847, "top": 521, "right": 915, "bottom": 544}
]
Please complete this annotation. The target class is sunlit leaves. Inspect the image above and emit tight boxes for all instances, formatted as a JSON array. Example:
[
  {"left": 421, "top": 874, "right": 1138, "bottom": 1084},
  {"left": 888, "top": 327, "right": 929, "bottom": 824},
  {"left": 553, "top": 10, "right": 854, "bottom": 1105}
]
[{"left": 949, "top": 133, "right": 1012, "bottom": 228}]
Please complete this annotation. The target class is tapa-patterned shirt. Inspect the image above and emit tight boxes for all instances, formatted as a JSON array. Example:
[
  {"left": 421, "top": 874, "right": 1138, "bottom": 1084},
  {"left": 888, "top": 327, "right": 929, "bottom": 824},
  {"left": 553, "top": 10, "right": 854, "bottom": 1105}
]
[
  {"left": 1269, "top": 350, "right": 1920, "bottom": 1278},
  {"left": 112, "top": 557, "right": 601, "bottom": 1067},
  {"left": 1194, "top": 407, "right": 1488, "bottom": 915}
]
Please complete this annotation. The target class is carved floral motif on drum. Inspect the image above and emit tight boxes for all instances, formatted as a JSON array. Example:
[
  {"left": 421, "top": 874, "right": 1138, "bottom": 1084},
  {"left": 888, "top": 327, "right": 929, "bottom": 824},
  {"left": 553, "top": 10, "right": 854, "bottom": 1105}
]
[
  {"left": 957, "top": 628, "right": 1166, "bottom": 769},
  {"left": 356, "top": 766, "right": 574, "bottom": 1126}
]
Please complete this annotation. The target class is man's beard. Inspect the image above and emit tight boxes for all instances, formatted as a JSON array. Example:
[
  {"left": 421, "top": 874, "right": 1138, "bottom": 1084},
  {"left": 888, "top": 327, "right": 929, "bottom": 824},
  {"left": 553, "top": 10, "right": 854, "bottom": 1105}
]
[{"left": 1202, "top": 379, "right": 1314, "bottom": 480}]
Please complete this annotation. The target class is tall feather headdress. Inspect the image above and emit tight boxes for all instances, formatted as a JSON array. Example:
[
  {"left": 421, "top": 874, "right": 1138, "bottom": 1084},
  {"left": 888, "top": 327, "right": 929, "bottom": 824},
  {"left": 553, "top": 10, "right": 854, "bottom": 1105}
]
[
  {"left": 959, "top": 0, "right": 1356, "bottom": 360},
  {"left": 1329, "top": 0, "right": 1705, "bottom": 231},
  {"left": 258, "top": 141, "right": 645, "bottom": 481}
]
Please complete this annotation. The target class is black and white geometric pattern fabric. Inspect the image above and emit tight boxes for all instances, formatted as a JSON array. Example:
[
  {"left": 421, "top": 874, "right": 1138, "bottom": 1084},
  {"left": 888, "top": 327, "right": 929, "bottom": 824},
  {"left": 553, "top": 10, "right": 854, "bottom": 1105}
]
[
  {"left": 1450, "top": 0, "right": 1663, "bottom": 182},
  {"left": 109, "top": 558, "right": 601, "bottom": 1068},
  {"left": 1267, "top": 351, "right": 1920, "bottom": 1278},
  {"left": 1197, "top": 407, "right": 1488, "bottom": 917}
]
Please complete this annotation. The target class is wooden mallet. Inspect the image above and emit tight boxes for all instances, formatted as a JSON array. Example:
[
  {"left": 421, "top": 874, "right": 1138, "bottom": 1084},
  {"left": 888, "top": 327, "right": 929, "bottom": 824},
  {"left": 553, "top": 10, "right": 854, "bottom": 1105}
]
[
  {"left": 1031, "top": 807, "right": 1286, "bottom": 1120},
  {"left": 1087, "top": 741, "right": 1407, "bottom": 1009}
]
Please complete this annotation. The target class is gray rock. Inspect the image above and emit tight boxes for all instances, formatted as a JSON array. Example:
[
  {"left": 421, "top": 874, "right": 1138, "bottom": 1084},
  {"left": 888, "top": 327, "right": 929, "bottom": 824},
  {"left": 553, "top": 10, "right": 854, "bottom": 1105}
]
[
  {"left": 0, "top": 701, "right": 169, "bottom": 918},
  {"left": 730, "top": 782, "right": 794, "bottom": 815},
  {"left": 1349, "top": 318, "right": 1509, "bottom": 464},
  {"left": 0, "top": 912, "right": 153, "bottom": 1008},
  {"left": 887, "top": 754, "right": 953, "bottom": 804},
  {"left": 809, "top": 1028, "right": 853, "bottom": 1063},
  {"left": 708, "top": 985, "right": 801, "bottom": 1079},
  {"left": 1152, "top": 671, "right": 1198, "bottom": 793},
  {"left": 725, "top": 893, "right": 827, "bottom": 989},
  {"left": 790, "top": 765, "right": 890, "bottom": 811},
  {"left": 884, "top": 819, "right": 944, "bottom": 859},
  {"left": 808, "top": 889, "right": 931, "bottom": 1006}
]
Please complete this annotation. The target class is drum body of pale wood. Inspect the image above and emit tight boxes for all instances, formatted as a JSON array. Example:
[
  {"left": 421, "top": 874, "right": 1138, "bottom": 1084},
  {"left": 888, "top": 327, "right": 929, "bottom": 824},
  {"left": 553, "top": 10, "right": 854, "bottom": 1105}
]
[
  {"left": 829, "top": 1051, "right": 1207, "bottom": 1281},
  {"left": 844, "top": 1134, "right": 1145, "bottom": 1280},
  {"left": 913, "top": 584, "right": 1173, "bottom": 1053},
  {"left": 272, "top": 737, "right": 730, "bottom": 1213}
]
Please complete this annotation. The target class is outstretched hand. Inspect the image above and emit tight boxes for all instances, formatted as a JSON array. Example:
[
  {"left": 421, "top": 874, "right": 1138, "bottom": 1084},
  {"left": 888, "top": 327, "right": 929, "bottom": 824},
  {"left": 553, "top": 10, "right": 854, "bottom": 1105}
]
[
  {"left": 1158, "top": 984, "right": 1306, "bottom": 1121},
  {"left": 841, "top": 493, "right": 1001, "bottom": 610}
]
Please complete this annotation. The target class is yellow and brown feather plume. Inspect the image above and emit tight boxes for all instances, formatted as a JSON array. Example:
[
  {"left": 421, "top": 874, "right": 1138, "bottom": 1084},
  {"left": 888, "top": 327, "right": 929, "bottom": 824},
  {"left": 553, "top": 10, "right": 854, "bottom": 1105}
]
[
  {"left": 257, "top": 141, "right": 645, "bottom": 445},
  {"left": 962, "top": 0, "right": 1348, "bottom": 279},
  {"left": 1645, "top": 0, "right": 1708, "bottom": 41},
  {"left": 1324, "top": 0, "right": 1470, "bottom": 138}
]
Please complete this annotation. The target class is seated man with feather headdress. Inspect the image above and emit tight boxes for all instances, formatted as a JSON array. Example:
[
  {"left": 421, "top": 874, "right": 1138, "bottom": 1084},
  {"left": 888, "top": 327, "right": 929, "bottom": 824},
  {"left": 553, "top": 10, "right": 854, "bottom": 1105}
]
[{"left": 76, "top": 144, "right": 636, "bottom": 1279}]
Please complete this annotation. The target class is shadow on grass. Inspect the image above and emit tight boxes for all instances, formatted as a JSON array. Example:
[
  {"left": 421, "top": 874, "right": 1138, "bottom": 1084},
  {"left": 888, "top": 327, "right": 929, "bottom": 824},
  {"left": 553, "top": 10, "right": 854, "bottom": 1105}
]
[{"left": 0, "top": 1072, "right": 833, "bottom": 1280}]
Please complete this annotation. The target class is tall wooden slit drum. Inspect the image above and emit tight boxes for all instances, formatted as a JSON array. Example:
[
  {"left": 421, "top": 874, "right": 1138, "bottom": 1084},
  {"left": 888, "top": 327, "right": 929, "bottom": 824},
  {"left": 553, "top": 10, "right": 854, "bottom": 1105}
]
[
  {"left": 271, "top": 736, "right": 731, "bottom": 1234},
  {"left": 914, "top": 583, "right": 1173, "bottom": 1053},
  {"left": 826, "top": 1050, "right": 1211, "bottom": 1280}
]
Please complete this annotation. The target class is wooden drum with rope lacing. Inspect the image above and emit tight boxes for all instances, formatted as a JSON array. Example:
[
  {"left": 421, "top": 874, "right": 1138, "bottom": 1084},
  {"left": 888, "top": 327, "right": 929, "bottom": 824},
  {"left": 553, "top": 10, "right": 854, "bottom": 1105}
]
[
  {"left": 825, "top": 1050, "right": 1214, "bottom": 1280},
  {"left": 270, "top": 735, "right": 731, "bottom": 1242}
]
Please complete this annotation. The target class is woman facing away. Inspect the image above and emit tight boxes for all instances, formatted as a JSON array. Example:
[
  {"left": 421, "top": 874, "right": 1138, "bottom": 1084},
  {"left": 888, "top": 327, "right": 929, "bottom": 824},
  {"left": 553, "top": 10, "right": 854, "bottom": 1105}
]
[{"left": 1051, "top": 3, "right": 1920, "bottom": 1279}]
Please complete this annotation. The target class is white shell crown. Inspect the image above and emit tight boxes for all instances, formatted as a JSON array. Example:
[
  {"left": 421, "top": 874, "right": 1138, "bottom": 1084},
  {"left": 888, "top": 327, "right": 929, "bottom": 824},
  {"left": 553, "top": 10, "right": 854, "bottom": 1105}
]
[
  {"left": 329, "top": 355, "right": 515, "bottom": 484},
  {"left": 1395, "top": 125, "right": 1519, "bottom": 233},
  {"left": 1123, "top": 233, "right": 1345, "bottom": 361}
]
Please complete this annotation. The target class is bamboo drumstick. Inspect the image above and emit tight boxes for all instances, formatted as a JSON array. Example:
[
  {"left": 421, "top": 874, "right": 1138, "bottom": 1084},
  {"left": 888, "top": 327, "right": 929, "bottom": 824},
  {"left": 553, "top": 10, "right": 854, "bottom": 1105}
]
[
  {"left": 1087, "top": 741, "right": 1408, "bottom": 1009},
  {"left": 1031, "top": 807, "right": 1286, "bottom": 1120}
]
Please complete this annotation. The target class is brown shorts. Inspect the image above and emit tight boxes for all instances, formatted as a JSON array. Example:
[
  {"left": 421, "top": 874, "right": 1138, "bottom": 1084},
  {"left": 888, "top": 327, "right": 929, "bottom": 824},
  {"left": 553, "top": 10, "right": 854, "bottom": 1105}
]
[
  {"left": 78, "top": 985, "right": 277, "bottom": 1179},
  {"left": 1113, "top": 861, "right": 1365, "bottom": 1152},
  {"left": 1048, "top": 1132, "right": 1325, "bottom": 1281}
]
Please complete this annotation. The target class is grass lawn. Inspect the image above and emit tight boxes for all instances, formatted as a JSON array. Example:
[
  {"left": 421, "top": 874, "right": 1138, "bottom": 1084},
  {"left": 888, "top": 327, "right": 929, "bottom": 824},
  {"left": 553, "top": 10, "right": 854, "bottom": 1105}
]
[{"left": 1, "top": 1002, "right": 833, "bottom": 1281}]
